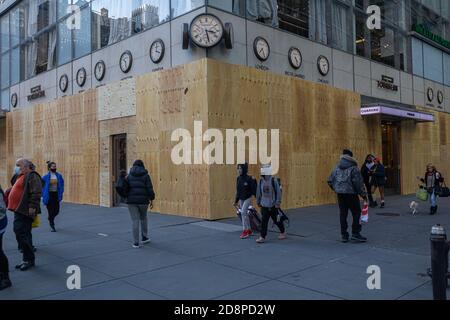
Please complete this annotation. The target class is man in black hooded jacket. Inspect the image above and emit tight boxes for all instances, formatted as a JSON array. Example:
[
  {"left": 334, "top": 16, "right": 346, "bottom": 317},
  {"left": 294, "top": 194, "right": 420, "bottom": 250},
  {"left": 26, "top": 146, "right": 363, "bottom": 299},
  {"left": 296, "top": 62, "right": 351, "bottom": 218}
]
[
  {"left": 126, "top": 160, "right": 155, "bottom": 248},
  {"left": 234, "top": 163, "right": 257, "bottom": 239}
]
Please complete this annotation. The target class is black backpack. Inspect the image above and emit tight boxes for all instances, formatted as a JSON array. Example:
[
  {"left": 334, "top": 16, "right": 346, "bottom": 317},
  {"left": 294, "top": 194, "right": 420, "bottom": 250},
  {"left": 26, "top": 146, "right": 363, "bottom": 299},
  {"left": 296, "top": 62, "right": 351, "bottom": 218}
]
[{"left": 115, "top": 175, "right": 130, "bottom": 198}]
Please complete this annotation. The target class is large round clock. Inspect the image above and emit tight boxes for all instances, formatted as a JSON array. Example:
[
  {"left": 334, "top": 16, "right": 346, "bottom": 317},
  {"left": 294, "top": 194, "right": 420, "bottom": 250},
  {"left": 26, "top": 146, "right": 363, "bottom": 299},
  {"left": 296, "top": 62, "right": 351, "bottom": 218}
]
[
  {"left": 120, "top": 50, "right": 133, "bottom": 73},
  {"left": 254, "top": 36, "right": 270, "bottom": 61},
  {"left": 189, "top": 14, "right": 224, "bottom": 48},
  {"left": 11, "top": 93, "right": 18, "bottom": 108},
  {"left": 76, "top": 67, "right": 87, "bottom": 87},
  {"left": 317, "top": 55, "right": 330, "bottom": 76},
  {"left": 94, "top": 60, "right": 106, "bottom": 81},
  {"left": 150, "top": 39, "right": 165, "bottom": 64},
  {"left": 288, "top": 47, "right": 302, "bottom": 70},
  {"left": 59, "top": 74, "right": 69, "bottom": 93},
  {"left": 427, "top": 87, "right": 434, "bottom": 102},
  {"left": 437, "top": 90, "right": 444, "bottom": 105}
]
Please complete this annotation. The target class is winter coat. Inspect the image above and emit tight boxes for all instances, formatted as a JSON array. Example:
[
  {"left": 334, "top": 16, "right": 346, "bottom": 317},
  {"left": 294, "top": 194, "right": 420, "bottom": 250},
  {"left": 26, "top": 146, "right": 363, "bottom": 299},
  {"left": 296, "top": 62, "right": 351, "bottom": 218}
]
[
  {"left": 126, "top": 166, "right": 155, "bottom": 205},
  {"left": 42, "top": 172, "right": 65, "bottom": 205},
  {"left": 235, "top": 164, "right": 256, "bottom": 203},
  {"left": 370, "top": 164, "right": 386, "bottom": 186},
  {"left": 328, "top": 155, "right": 367, "bottom": 197},
  {"left": 0, "top": 189, "right": 7, "bottom": 235},
  {"left": 361, "top": 162, "right": 374, "bottom": 185},
  {"left": 422, "top": 171, "right": 444, "bottom": 189},
  {"left": 13, "top": 171, "right": 42, "bottom": 219}
]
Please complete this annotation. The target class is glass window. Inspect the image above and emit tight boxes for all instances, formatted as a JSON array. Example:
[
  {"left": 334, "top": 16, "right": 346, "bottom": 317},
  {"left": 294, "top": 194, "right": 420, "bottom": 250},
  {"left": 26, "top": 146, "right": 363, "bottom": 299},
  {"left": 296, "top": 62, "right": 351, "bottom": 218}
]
[
  {"left": 411, "top": 37, "right": 424, "bottom": 77},
  {"left": 58, "top": 0, "right": 72, "bottom": 19},
  {"left": 423, "top": 42, "right": 443, "bottom": 83},
  {"left": 23, "top": 42, "right": 37, "bottom": 79},
  {"left": 11, "top": 47, "right": 21, "bottom": 85},
  {"left": 208, "top": 0, "right": 245, "bottom": 16},
  {"left": 1, "top": 89, "right": 9, "bottom": 111},
  {"left": 309, "top": 0, "right": 328, "bottom": 44},
  {"left": 245, "top": 0, "right": 279, "bottom": 27},
  {"left": 35, "top": 30, "right": 56, "bottom": 74},
  {"left": 171, "top": 0, "right": 205, "bottom": 18},
  {"left": 1, "top": 15, "right": 10, "bottom": 53},
  {"left": 131, "top": 0, "right": 170, "bottom": 34},
  {"left": 1, "top": 53, "right": 9, "bottom": 89},
  {"left": 11, "top": 5, "right": 25, "bottom": 48},
  {"left": 27, "top": 0, "right": 57, "bottom": 37},
  {"left": 396, "top": 32, "right": 408, "bottom": 72},
  {"left": 355, "top": 11, "right": 369, "bottom": 58},
  {"left": 57, "top": 18, "right": 72, "bottom": 65},
  {"left": 371, "top": 26, "right": 395, "bottom": 67},
  {"left": 278, "top": 0, "right": 309, "bottom": 37},
  {"left": 444, "top": 53, "right": 450, "bottom": 86},
  {"left": 74, "top": 6, "right": 91, "bottom": 58},
  {"left": 91, "top": 0, "right": 131, "bottom": 50},
  {"left": 332, "top": 1, "right": 353, "bottom": 52}
]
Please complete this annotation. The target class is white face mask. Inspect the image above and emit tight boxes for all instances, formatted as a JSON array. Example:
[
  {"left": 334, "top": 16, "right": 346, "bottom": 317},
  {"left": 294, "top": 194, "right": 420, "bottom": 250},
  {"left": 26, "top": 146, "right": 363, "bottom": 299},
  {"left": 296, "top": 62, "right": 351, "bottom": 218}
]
[{"left": 14, "top": 166, "right": 21, "bottom": 175}]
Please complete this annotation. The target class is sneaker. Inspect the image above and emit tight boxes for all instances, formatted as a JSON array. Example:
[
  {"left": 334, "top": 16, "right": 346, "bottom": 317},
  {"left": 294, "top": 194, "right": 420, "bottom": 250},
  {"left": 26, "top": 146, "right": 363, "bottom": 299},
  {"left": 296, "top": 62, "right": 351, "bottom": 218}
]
[
  {"left": 341, "top": 234, "right": 350, "bottom": 243},
  {"left": 240, "top": 230, "right": 250, "bottom": 239},
  {"left": 50, "top": 225, "right": 56, "bottom": 232},
  {"left": 132, "top": 243, "right": 140, "bottom": 248},
  {"left": 16, "top": 261, "right": 35, "bottom": 271},
  {"left": 278, "top": 233, "right": 287, "bottom": 240},
  {"left": 142, "top": 236, "right": 151, "bottom": 244},
  {"left": 351, "top": 233, "right": 367, "bottom": 243},
  {"left": 380, "top": 202, "right": 385, "bottom": 209},
  {"left": 256, "top": 237, "right": 265, "bottom": 243},
  {"left": 247, "top": 229, "right": 253, "bottom": 237}
]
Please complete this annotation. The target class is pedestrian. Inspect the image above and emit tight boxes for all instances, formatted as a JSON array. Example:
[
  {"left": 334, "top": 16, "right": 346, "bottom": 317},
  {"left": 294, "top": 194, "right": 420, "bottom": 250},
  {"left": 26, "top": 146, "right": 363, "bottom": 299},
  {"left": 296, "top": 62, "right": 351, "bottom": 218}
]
[
  {"left": 370, "top": 157, "right": 386, "bottom": 208},
  {"left": 8, "top": 159, "right": 42, "bottom": 271},
  {"left": 255, "top": 165, "right": 286, "bottom": 244},
  {"left": 233, "top": 163, "right": 257, "bottom": 239},
  {"left": 42, "top": 161, "right": 65, "bottom": 232},
  {"left": 421, "top": 164, "right": 444, "bottom": 215},
  {"left": 125, "top": 160, "right": 155, "bottom": 248},
  {"left": 328, "top": 149, "right": 368, "bottom": 243},
  {"left": 361, "top": 154, "right": 376, "bottom": 208},
  {"left": 0, "top": 185, "right": 12, "bottom": 290}
]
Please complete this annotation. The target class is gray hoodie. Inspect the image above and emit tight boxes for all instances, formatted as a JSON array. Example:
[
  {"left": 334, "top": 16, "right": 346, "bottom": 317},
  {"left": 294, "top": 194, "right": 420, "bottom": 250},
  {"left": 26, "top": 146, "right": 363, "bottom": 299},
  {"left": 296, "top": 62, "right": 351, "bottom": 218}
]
[
  {"left": 257, "top": 176, "right": 282, "bottom": 208},
  {"left": 327, "top": 155, "right": 367, "bottom": 197}
]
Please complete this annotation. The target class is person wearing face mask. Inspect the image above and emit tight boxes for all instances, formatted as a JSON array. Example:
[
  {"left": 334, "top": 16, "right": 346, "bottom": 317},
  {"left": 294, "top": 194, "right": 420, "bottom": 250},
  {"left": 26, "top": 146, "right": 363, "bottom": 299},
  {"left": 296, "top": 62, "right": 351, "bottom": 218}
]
[
  {"left": 233, "top": 163, "right": 257, "bottom": 239},
  {"left": 42, "top": 162, "right": 65, "bottom": 232}
]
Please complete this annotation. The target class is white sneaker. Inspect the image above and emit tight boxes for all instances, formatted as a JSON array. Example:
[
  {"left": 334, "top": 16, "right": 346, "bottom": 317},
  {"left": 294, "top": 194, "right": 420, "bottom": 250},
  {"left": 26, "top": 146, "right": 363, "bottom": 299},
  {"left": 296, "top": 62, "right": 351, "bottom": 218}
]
[
  {"left": 132, "top": 243, "right": 140, "bottom": 248},
  {"left": 142, "top": 237, "right": 151, "bottom": 244}
]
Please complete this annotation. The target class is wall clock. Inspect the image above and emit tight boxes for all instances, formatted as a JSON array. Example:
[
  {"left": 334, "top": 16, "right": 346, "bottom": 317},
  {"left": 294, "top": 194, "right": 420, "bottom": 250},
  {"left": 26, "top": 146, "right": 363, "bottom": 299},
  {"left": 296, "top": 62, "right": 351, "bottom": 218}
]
[
  {"left": 76, "top": 67, "right": 87, "bottom": 87},
  {"left": 254, "top": 36, "right": 270, "bottom": 61},
  {"left": 120, "top": 50, "right": 133, "bottom": 73},
  {"left": 189, "top": 13, "right": 224, "bottom": 48},
  {"left": 150, "top": 39, "right": 165, "bottom": 64},
  {"left": 59, "top": 74, "right": 69, "bottom": 92},
  {"left": 437, "top": 90, "right": 444, "bottom": 105},
  {"left": 317, "top": 55, "right": 330, "bottom": 76},
  {"left": 11, "top": 92, "right": 18, "bottom": 108},
  {"left": 94, "top": 60, "right": 106, "bottom": 81},
  {"left": 288, "top": 47, "right": 302, "bottom": 70},
  {"left": 427, "top": 87, "right": 434, "bottom": 102}
]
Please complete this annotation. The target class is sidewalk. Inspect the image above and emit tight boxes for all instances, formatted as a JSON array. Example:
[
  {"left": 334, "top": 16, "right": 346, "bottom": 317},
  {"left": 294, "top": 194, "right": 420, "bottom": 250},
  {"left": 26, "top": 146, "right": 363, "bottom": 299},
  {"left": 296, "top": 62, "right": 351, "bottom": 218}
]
[{"left": 0, "top": 194, "right": 449, "bottom": 300}]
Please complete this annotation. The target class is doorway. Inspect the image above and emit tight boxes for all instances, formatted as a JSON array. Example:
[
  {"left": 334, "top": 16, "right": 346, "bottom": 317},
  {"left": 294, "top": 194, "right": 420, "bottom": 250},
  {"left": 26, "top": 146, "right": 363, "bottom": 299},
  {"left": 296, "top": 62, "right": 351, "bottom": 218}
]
[
  {"left": 112, "top": 134, "right": 127, "bottom": 206},
  {"left": 381, "top": 121, "right": 401, "bottom": 195}
]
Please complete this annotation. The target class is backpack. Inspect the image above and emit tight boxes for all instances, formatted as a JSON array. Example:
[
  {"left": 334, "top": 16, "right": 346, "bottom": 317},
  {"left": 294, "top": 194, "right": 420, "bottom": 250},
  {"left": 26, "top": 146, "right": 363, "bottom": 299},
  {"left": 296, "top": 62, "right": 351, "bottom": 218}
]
[
  {"left": 271, "top": 177, "right": 282, "bottom": 199},
  {"left": 236, "top": 205, "right": 262, "bottom": 233},
  {"left": 115, "top": 175, "right": 130, "bottom": 198}
]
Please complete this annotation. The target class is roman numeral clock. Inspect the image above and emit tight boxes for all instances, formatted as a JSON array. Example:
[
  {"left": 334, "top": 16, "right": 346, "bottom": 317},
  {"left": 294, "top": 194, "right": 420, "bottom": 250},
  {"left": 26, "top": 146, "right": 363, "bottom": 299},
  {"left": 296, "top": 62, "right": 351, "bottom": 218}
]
[{"left": 182, "top": 14, "right": 233, "bottom": 50}]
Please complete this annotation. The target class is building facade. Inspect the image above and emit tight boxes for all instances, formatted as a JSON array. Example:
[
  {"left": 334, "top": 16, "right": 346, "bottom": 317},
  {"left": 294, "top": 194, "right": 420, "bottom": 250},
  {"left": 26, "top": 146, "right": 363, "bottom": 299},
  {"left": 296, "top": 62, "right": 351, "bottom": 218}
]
[{"left": 0, "top": 0, "right": 449, "bottom": 219}]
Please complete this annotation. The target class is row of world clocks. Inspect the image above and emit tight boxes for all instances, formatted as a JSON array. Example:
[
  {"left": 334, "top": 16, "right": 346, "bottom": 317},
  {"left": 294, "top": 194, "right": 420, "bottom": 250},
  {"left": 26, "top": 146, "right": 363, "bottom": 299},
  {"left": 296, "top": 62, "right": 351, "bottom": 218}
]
[{"left": 59, "top": 39, "right": 165, "bottom": 93}]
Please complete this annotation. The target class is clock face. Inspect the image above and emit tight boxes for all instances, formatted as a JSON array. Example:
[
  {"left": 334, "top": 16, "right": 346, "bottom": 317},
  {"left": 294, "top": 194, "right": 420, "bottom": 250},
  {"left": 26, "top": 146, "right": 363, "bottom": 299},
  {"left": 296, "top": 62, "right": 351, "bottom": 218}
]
[
  {"left": 437, "top": 90, "right": 444, "bottom": 104},
  {"left": 76, "top": 67, "right": 87, "bottom": 87},
  {"left": 317, "top": 55, "right": 330, "bottom": 76},
  {"left": 150, "top": 39, "right": 165, "bottom": 64},
  {"left": 288, "top": 47, "right": 302, "bottom": 70},
  {"left": 427, "top": 88, "right": 434, "bottom": 102},
  {"left": 190, "top": 14, "right": 224, "bottom": 48},
  {"left": 11, "top": 93, "right": 18, "bottom": 108},
  {"left": 94, "top": 60, "right": 106, "bottom": 81},
  {"left": 59, "top": 74, "right": 68, "bottom": 92},
  {"left": 254, "top": 37, "right": 270, "bottom": 61},
  {"left": 120, "top": 50, "right": 133, "bottom": 73}
]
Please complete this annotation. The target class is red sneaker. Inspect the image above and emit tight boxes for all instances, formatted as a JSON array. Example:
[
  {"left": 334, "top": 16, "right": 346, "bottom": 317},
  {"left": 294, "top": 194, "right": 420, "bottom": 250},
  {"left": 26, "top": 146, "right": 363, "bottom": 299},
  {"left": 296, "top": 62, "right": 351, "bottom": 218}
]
[
  {"left": 247, "top": 229, "right": 253, "bottom": 236},
  {"left": 240, "top": 230, "right": 250, "bottom": 239}
]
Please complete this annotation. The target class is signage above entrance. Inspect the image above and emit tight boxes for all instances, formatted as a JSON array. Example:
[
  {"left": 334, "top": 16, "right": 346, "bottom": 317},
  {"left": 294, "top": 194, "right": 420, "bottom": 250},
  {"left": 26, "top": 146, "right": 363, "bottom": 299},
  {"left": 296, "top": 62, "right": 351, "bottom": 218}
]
[
  {"left": 361, "top": 106, "right": 434, "bottom": 122},
  {"left": 27, "top": 85, "right": 45, "bottom": 101},
  {"left": 377, "top": 75, "right": 398, "bottom": 92}
]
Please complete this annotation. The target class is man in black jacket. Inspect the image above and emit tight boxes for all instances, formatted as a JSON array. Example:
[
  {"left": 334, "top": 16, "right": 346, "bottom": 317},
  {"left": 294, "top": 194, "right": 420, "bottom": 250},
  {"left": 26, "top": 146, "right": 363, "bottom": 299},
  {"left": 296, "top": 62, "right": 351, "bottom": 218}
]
[
  {"left": 126, "top": 160, "right": 155, "bottom": 248},
  {"left": 233, "top": 163, "right": 257, "bottom": 239}
]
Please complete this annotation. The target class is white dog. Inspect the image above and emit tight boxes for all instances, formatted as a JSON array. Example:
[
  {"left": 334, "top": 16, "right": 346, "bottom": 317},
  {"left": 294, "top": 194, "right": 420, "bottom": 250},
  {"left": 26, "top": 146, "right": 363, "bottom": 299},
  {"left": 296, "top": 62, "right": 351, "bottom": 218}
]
[{"left": 410, "top": 201, "right": 419, "bottom": 215}]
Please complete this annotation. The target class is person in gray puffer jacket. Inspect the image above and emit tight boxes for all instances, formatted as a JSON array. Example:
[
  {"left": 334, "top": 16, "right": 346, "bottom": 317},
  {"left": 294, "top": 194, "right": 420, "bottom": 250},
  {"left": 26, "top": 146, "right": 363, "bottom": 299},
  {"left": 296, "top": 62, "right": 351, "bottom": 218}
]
[{"left": 328, "top": 149, "right": 368, "bottom": 243}]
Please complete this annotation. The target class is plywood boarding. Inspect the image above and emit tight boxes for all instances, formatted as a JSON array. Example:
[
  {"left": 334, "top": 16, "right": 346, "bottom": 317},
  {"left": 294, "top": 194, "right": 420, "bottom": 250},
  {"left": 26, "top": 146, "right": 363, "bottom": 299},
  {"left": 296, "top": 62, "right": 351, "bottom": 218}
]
[
  {"left": 206, "top": 59, "right": 382, "bottom": 219},
  {"left": 135, "top": 60, "right": 210, "bottom": 219},
  {"left": 401, "top": 110, "right": 450, "bottom": 195},
  {"left": 4, "top": 90, "right": 99, "bottom": 205},
  {"left": 0, "top": 119, "right": 7, "bottom": 188},
  {"left": 98, "top": 77, "right": 137, "bottom": 121}
]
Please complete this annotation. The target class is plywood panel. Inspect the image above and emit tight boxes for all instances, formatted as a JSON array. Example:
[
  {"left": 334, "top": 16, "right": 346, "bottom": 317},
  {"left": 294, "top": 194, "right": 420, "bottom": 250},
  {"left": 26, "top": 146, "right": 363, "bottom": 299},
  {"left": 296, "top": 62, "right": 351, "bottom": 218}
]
[{"left": 98, "top": 78, "right": 136, "bottom": 121}]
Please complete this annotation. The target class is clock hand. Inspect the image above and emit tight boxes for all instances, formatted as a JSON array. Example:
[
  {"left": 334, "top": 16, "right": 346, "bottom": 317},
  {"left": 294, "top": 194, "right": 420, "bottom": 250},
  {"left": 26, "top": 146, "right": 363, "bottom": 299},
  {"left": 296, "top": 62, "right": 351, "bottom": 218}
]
[{"left": 206, "top": 30, "right": 210, "bottom": 42}]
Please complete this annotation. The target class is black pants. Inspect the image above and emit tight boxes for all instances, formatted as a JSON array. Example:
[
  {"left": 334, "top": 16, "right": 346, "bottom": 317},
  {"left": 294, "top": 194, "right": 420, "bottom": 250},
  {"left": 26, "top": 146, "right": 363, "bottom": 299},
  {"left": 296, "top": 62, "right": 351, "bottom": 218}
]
[
  {"left": 0, "top": 233, "right": 9, "bottom": 274},
  {"left": 260, "top": 207, "right": 285, "bottom": 238},
  {"left": 337, "top": 194, "right": 362, "bottom": 236},
  {"left": 13, "top": 213, "right": 35, "bottom": 263},
  {"left": 364, "top": 182, "right": 374, "bottom": 204},
  {"left": 47, "top": 192, "right": 60, "bottom": 225}
]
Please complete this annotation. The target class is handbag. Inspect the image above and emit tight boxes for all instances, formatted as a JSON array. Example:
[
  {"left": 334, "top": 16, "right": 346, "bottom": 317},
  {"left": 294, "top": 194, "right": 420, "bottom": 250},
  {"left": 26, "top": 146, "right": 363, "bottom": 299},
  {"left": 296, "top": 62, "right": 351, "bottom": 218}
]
[
  {"left": 436, "top": 182, "right": 450, "bottom": 198},
  {"left": 32, "top": 214, "right": 40, "bottom": 228},
  {"left": 416, "top": 187, "right": 428, "bottom": 201}
]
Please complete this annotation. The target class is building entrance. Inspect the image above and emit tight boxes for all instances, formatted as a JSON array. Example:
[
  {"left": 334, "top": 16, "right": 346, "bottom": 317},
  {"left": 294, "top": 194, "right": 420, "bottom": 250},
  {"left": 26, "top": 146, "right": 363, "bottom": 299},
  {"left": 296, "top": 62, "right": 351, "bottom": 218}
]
[
  {"left": 112, "top": 134, "right": 127, "bottom": 206},
  {"left": 381, "top": 121, "right": 401, "bottom": 195}
]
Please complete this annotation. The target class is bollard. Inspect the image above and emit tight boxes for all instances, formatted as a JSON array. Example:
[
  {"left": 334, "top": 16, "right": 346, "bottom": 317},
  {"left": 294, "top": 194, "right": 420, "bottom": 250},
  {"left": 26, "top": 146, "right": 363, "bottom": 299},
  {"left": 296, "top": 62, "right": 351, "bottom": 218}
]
[{"left": 430, "top": 224, "right": 449, "bottom": 300}]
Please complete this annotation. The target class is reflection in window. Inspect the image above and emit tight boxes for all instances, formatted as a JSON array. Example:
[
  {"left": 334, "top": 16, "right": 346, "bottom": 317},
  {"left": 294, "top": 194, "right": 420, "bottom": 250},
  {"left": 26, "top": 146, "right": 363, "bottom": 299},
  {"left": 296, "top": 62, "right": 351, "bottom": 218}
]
[
  {"left": 57, "top": 19, "right": 72, "bottom": 65},
  {"left": 1, "top": 53, "right": 9, "bottom": 89},
  {"left": 1, "top": 89, "right": 9, "bottom": 111},
  {"left": 171, "top": 0, "right": 204, "bottom": 18},
  {"left": 246, "top": 0, "right": 278, "bottom": 27},
  {"left": 11, "top": 47, "right": 21, "bottom": 85},
  {"left": 355, "top": 11, "right": 369, "bottom": 58},
  {"left": 397, "top": 33, "right": 408, "bottom": 72},
  {"left": 331, "top": 2, "right": 352, "bottom": 52},
  {"left": 58, "top": 0, "right": 72, "bottom": 19},
  {"left": 208, "top": 0, "right": 245, "bottom": 16},
  {"left": 371, "top": 27, "right": 395, "bottom": 68},
  {"left": 1, "top": 15, "right": 9, "bottom": 53},
  {"left": 74, "top": 6, "right": 91, "bottom": 58},
  {"left": 131, "top": 0, "right": 170, "bottom": 34},
  {"left": 309, "top": 0, "right": 327, "bottom": 44},
  {"left": 11, "top": 5, "right": 25, "bottom": 48},
  {"left": 278, "top": 0, "right": 309, "bottom": 37}
]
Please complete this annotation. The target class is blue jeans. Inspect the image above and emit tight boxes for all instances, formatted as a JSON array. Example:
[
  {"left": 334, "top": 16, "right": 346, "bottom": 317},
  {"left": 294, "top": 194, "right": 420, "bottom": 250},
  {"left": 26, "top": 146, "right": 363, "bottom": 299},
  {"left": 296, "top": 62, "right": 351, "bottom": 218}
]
[{"left": 429, "top": 190, "right": 438, "bottom": 207}]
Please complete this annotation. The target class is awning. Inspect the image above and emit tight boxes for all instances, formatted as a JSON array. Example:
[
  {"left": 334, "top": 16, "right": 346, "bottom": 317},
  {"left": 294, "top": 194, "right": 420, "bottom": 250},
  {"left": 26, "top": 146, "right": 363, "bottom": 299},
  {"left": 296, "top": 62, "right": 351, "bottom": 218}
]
[{"left": 361, "top": 105, "right": 434, "bottom": 122}]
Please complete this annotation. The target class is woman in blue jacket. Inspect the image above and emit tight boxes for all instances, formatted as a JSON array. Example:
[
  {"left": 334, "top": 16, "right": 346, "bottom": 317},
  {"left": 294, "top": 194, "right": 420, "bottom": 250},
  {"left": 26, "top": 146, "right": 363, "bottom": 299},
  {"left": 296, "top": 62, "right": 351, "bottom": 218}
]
[
  {"left": 42, "top": 162, "right": 64, "bottom": 232},
  {"left": 0, "top": 185, "right": 12, "bottom": 290}
]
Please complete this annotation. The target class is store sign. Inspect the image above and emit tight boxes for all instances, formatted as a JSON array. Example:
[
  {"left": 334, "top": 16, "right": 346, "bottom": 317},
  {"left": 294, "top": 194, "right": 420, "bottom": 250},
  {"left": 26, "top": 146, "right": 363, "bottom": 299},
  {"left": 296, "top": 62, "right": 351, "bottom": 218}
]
[
  {"left": 377, "top": 75, "right": 398, "bottom": 92},
  {"left": 361, "top": 106, "right": 434, "bottom": 122},
  {"left": 412, "top": 24, "right": 450, "bottom": 50},
  {"left": 27, "top": 85, "right": 45, "bottom": 101}
]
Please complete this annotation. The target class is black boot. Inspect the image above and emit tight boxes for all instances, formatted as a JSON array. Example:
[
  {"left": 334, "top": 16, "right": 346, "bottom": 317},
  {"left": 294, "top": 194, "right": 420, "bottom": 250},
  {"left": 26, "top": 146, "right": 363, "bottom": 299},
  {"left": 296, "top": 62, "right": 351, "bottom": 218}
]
[
  {"left": 0, "top": 272, "right": 12, "bottom": 291},
  {"left": 430, "top": 206, "right": 437, "bottom": 215}
]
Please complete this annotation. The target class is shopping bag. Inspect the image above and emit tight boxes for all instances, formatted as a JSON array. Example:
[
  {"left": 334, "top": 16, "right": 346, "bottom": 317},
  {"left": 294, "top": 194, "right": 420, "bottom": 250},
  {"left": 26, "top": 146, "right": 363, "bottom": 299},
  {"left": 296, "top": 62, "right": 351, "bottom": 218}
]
[
  {"left": 435, "top": 183, "right": 450, "bottom": 198},
  {"left": 416, "top": 187, "right": 428, "bottom": 201},
  {"left": 360, "top": 203, "right": 369, "bottom": 224},
  {"left": 32, "top": 214, "right": 40, "bottom": 228}
]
